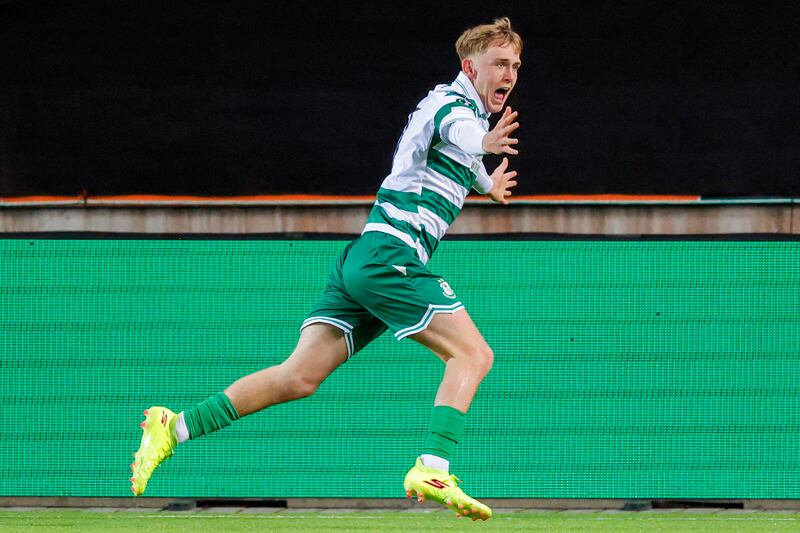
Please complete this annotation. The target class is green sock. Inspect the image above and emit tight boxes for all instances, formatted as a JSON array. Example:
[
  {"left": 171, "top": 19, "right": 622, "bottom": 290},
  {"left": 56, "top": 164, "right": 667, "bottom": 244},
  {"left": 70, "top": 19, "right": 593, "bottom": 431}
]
[
  {"left": 421, "top": 405, "right": 465, "bottom": 461},
  {"left": 183, "top": 392, "right": 240, "bottom": 439}
]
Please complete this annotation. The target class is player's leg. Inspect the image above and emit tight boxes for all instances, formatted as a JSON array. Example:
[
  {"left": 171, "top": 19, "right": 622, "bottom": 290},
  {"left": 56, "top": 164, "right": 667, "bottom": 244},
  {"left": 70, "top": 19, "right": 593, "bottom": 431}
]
[
  {"left": 411, "top": 309, "right": 492, "bottom": 413},
  {"left": 337, "top": 232, "right": 492, "bottom": 519},
  {"left": 223, "top": 324, "right": 348, "bottom": 416},
  {"left": 177, "top": 323, "right": 348, "bottom": 440},
  {"left": 411, "top": 309, "right": 492, "bottom": 471},
  {"left": 130, "top": 324, "right": 348, "bottom": 495},
  {"left": 403, "top": 309, "right": 493, "bottom": 521}
]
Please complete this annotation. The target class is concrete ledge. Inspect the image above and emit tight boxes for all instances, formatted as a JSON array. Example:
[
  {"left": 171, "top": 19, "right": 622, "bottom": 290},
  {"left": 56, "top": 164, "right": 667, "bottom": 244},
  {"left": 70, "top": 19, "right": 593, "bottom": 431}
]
[
  {"left": 3, "top": 497, "right": 800, "bottom": 510},
  {"left": 0, "top": 203, "right": 798, "bottom": 235},
  {"left": 0, "top": 497, "right": 194, "bottom": 509}
]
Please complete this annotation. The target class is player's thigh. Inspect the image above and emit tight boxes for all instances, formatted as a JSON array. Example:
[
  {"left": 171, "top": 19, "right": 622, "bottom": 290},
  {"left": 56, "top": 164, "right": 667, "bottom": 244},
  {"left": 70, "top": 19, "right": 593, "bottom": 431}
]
[
  {"left": 280, "top": 323, "right": 349, "bottom": 387},
  {"left": 410, "top": 308, "right": 493, "bottom": 369}
]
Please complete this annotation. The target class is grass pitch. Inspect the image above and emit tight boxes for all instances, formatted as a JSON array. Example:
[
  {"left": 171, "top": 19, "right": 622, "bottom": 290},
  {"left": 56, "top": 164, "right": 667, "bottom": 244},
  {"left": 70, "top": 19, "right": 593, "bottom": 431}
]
[{"left": 3, "top": 509, "right": 800, "bottom": 532}]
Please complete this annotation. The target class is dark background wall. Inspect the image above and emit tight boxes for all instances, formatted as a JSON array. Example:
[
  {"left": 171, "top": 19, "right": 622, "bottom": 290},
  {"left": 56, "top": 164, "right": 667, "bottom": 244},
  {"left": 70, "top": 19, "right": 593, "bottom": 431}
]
[{"left": 1, "top": 1, "right": 798, "bottom": 197}]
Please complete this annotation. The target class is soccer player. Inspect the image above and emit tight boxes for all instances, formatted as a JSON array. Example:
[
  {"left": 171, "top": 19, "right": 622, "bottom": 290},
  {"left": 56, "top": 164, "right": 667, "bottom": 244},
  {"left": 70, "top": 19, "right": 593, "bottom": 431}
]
[{"left": 131, "top": 17, "right": 522, "bottom": 521}]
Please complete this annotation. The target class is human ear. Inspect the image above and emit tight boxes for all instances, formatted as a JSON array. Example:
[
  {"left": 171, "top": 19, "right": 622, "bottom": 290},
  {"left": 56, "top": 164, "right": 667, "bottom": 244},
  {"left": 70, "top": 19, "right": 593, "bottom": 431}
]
[{"left": 461, "top": 57, "right": 476, "bottom": 80}]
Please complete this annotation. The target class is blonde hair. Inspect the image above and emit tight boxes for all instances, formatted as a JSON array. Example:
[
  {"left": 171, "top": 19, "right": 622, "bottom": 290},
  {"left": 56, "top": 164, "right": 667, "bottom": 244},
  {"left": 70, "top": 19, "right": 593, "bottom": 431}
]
[{"left": 455, "top": 17, "right": 523, "bottom": 60}]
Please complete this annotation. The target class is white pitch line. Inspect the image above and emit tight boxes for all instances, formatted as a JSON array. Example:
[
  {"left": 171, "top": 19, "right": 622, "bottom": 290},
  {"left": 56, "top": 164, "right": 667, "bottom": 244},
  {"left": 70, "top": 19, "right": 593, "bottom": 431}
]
[
  {"left": 125, "top": 514, "right": 800, "bottom": 521},
  {"left": 136, "top": 514, "right": 380, "bottom": 519},
  {"left": 589, "top": 516, "right": 800, "bottom": 522}
]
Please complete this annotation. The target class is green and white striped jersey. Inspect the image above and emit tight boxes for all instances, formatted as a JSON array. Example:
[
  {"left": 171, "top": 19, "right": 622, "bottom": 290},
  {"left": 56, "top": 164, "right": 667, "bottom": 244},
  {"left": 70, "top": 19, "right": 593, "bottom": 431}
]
[{"left": 362, "top": 72, "right": 493, "bottom": 264}]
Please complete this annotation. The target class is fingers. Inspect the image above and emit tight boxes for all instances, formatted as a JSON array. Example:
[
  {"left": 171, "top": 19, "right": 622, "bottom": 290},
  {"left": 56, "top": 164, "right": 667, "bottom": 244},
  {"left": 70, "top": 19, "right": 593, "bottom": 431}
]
[
  {"left": 500, "top": 125, "right": 518, "bottom": 143},
  {"left": 501, "top": 188, "right": 514, "bottom": 205},
  {"left": 495, "top": 160, "right": 517, "bottom": 175},
  {"left": 500, "top": 128, "right": 519, "bottom": 154},
  {"left": 485, "top": 109, "right": 521, "bottom": 155},
  {"left": 491, "top": 119, "right": 520, "bottom": 155},
  {"left": 495, "top": 110, "right": 518, "bottom": 129},
  {"left": 499, "top": 136, "right": 519, "bottom": 148},
  {"left": 501, "top": 112, "right": 518, "bottom": 128}
]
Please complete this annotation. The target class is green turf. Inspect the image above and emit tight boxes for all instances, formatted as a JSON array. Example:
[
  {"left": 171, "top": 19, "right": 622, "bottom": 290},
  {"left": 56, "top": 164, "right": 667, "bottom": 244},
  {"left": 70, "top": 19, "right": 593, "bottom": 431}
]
[{"left": 3, "top": 510, "right": 800, "bottom": 532}]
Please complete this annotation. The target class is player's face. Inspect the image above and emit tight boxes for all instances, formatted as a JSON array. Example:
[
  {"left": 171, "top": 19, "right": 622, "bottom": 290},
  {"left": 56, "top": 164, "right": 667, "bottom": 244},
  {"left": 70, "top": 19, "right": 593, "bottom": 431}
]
[{"left": 464, "top": 44, "right": 521, "bottom": 114}]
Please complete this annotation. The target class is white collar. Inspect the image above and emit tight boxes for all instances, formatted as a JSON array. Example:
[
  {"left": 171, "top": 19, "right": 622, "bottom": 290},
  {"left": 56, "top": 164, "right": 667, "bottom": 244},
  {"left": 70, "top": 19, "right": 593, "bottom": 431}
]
[{"left": 454, "top": 71, "right": 490, "bottom": 120}]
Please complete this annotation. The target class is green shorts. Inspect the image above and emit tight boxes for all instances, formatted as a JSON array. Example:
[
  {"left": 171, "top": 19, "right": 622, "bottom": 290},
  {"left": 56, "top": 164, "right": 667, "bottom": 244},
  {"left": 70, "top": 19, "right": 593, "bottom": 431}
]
[{"left": 301, "top": 231, "right": 464, "bottom": 357}]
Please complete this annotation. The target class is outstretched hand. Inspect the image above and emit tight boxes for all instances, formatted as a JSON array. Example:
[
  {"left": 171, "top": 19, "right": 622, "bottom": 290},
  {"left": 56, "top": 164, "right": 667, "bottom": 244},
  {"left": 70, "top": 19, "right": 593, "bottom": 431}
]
[
  {"left": 482, "top": 106, "right": 520, "bottom": 155},
  {"left": 488, "top": 157, "right": 518, "bottom": 205}
]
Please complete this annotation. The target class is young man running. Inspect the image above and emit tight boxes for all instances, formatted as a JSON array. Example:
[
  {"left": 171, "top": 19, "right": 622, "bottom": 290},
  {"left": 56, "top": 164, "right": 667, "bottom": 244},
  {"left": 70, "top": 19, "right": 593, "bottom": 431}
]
[{"left": 131, "top": 17, "right": 522, "bottom": 521}]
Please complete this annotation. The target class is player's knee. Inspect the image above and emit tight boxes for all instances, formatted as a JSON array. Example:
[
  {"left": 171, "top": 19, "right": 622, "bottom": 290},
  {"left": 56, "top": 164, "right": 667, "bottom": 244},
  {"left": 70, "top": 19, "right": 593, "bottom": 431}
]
[
  {"left": 293, "top": 377, "right": 320, "bottom": 399},
  {"left": 280, "top": 371, "right": 320, "bottom": 400},
  {"left": 476, "top": 344, "right": 494, "bottom": 376},
  {"left": 464, "top": 343, "right": 493, "bottom": 377}
]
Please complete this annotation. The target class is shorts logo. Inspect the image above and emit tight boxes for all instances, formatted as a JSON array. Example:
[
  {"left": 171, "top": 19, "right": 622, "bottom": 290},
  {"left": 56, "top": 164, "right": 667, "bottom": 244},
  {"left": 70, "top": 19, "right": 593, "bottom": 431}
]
[{"left": 437, "top": 278, "right": 456, "bottom": 299}]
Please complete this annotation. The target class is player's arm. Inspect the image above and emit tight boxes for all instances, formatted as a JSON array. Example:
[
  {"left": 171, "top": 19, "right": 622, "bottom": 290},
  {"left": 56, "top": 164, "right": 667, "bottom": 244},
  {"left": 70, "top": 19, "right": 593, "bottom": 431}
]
[
  {"left": 439, "top": 105, "right": 519, "bottom": 204},
  {"left": 441, "top": 106, "right": 520, "bottom": 156}
]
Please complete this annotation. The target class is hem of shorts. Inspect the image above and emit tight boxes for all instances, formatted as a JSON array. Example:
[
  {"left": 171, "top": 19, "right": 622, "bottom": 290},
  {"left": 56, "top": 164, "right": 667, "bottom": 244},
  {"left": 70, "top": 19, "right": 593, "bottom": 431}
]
[
  {"left": 301, "top": 317, "right": 354, "bottom": 358},
  {"left": 394, "top": 302, "right": 465, "bottom": 340}
]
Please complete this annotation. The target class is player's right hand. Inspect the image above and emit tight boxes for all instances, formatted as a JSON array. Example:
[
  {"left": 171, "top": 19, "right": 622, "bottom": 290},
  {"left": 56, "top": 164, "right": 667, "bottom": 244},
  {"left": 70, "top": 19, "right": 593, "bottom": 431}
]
[{"left": 482, "top": 106, "right": 519, "bottom": 155}]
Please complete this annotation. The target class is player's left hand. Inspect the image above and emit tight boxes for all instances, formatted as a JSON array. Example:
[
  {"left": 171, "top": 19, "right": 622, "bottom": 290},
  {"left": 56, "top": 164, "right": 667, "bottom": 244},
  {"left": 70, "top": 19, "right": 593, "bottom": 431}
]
[{"left": 488, "top": 157, "right": 518, "bottom": 205}]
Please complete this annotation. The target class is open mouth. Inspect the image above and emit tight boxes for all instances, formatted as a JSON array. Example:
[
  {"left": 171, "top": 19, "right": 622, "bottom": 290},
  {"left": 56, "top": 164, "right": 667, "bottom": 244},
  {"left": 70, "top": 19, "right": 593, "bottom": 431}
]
[{"left": 492, "top": 87, "right": 510, "bottom": 103}]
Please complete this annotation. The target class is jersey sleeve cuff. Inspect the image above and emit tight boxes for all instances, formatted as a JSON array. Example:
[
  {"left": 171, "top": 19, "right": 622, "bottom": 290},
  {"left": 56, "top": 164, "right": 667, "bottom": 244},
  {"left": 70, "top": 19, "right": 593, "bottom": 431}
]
[{"left": 473, "top": 165, "right": 493, "bottom": 194}]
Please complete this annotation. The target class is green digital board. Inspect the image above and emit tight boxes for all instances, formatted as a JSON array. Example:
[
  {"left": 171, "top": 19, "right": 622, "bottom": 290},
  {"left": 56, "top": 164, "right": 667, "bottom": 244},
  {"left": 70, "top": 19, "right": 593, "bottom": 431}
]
[{"left": 1, "top": 238, "right": 799, "bottom": 498}]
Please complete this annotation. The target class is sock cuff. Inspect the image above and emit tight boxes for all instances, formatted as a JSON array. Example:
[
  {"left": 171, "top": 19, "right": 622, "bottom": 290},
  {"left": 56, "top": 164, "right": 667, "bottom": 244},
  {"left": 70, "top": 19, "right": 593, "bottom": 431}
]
[
  {"left": 184, "top": 391, "right": 240, "bottom": 439},
  {"left": 429, "top": 405, "right": 465, "bottom": 443},
  {"left": 216, "top": 392, "right": 240, "bottom": 421}
]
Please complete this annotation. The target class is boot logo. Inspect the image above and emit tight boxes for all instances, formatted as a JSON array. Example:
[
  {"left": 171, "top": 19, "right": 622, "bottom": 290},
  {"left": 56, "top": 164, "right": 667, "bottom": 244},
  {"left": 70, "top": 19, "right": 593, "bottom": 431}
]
[{"left": 424, "top": 478, "right": 449, "bottom": 489}]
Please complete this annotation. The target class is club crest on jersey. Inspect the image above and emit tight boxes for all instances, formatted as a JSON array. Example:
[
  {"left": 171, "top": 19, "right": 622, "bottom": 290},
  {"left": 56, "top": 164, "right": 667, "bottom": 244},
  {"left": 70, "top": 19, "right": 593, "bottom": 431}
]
[
  {"left": 455, "top": 97, "right": 478, "bottom": 113},
  {"left": 438, "top": 278, "right": 456, "bottom": 299}
]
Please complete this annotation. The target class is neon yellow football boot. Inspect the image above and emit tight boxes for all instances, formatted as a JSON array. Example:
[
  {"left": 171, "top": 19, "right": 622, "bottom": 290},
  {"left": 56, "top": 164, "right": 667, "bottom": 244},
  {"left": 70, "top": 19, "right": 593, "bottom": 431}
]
[
  {"left": 130, "top": 406, "right": 178, "bottom": 496},
  {"left": 404, "top": 457, "right": 492, "bottom": 521}
]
